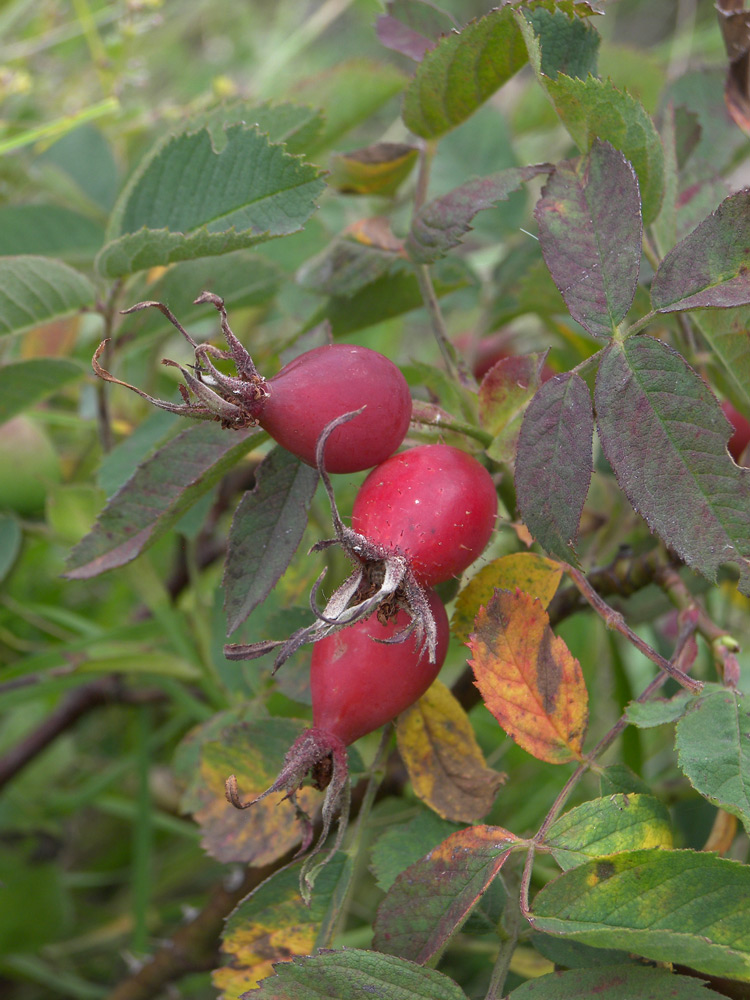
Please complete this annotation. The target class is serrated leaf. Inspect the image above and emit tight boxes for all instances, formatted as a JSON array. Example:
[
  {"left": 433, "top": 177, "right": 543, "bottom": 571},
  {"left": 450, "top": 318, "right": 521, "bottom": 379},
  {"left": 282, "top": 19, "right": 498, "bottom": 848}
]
[
  {"left": 194, "top": 719, "right": 321, "bottom": 866},
  {"left": 515, "top": 373, "right": 594, "bottom": 564},
  {"left": 224, "top": 447, "right": 318, "bottom": 635},
  {"left": 468, "top": 589, "right": 589, "bottom": 764},
  {"left": 403, "top": 6, "right": 529, "bottom": 138},
  {"left": 328, "top": 143, "right": 418, "bottom": 196},
  {"left": 519, "top": 19, "right": 664, "bottom": 226},
  {"left": 479, "top": 352, "right": 548, "bottom": 464},
  {"left": 396, "top": 680, "right": 504, "bottom": 822},
  {"left": 406, "top": 165, "right": 549, "bottom": 264},
  {"left": 508, "top": 964, "right": 716, "bottom": 999},
  {"left": 214, "top": 854, "right": 348, "bottom": 998},
  {"left": 594, "top": 336, "right": 750, "bottom": 595},
  {"left": 248, "top": 948, "right": 470, "bottom": 999},
  {"left": 373, "top": 826, "right": 517, "bottom": 963},
  {"left": 97, "top": 125, "right": 324, "bottom": 278},
  {"left": 0, "top": 205, "right": 103, "bottom": 261},
  {"left": 0, "top": 515, "right": 21, "bottom": 582},
  {"left": 65, "top": 422, "right": 259, "bottom": 579},
  {"left": 675, "top": 686, "right": 750, "bottom": 833},
  {"left": 651, "top": 190, "right": 750, "bottom": 312},
  {"left": 0, "top": 256, "right": 95, "bottom": 337},
  {"left": 370, "top": 810, "right": 461, "bottom": 893},
  {"left": 545, "top": 794, "right": 673, "bottom": 870},
  {"left": 693, "top": 306, "right": 750, "bottom": 412},
  {"left": 532, "top": 849, "right": 750, "bottom": 982},
  {"left": 522, "top": 5, "right": 600, "bottom": 80},
  {"left": 0, "top": 358, "right": 85, "bottom": 423},
  {"left": 624, "top": 690, "right": 696, "bottom": 729},
  {"left": 452, "top": 553, "right": 562, "bottom": 645},
  {"left": 535, "top": 141, "right": 641, "bottom": 338}
]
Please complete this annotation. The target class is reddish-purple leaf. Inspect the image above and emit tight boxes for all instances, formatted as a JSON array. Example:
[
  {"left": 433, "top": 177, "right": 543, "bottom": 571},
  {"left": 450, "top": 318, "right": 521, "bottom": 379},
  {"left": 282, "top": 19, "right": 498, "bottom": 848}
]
[
  {"left": 406, "top": 165, "right": 550, "bottom": 265},
  {"left": 535, "top": 140, "right": 642, "bottom": 338},
  {"left": 595, "top": 336, "right": 750, "bottom": 595},
  {"left": 223, "top": 447, "right": 318, "bottom": 635},
  {"left": 65, "top": 422, "right": 259, "bottom": 579},
  {"left": 376, "top": 1, "right": 457, "bottom": 62},
  {"left": 651, "top": 190, "right": 750, "bottom": 312},
  {"left": 515, "top": 373, "right": 594, "bottom": 564},
  {"left": 373, "top": 825, "right": 517, "bottom": 963}
]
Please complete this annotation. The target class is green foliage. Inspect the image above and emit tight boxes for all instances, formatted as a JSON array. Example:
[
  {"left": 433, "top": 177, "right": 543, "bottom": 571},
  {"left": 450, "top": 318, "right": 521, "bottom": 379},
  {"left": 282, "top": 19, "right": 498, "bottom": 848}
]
[{"left": 2, "top": 3, "right": 750, "bottom": 1000}]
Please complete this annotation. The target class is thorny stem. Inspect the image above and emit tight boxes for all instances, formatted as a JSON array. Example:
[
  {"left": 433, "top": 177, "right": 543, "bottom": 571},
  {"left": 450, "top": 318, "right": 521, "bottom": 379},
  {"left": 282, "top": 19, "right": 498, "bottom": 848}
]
[
  {"left": 519, "top": 611, "right": 701, "bottom": 919},
  {"left": 565, "top": 564, "right": 704, "bottom": 694}
]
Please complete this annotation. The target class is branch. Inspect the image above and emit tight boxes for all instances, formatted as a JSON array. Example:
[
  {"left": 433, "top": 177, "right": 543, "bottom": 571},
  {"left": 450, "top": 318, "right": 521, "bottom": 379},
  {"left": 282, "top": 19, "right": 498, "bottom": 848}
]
[{"left": 0, "top": 677, "right": 166, "bottom": 791}]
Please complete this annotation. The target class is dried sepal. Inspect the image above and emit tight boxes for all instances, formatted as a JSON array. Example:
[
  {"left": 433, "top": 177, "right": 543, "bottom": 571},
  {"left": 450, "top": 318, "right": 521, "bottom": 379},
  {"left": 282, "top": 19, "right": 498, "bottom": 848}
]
[{"left": 93, "top": 293, "right": 269, "bottom": 429}]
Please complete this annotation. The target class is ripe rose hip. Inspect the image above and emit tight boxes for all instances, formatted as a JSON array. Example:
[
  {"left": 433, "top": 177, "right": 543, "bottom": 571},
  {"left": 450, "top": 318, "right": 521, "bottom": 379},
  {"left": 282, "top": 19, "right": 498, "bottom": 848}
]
[
  {"left": 311, "top": 589, "right": 450, "bottom": 746},
  {"left": 351, "top": 443, "right": 497, "bottom": 586},
  {"left": 259, "top": 343, "right": 412, "bottom": 473},
  {"left": 723, "top": 400, "right": 750, "bottom": 464}
]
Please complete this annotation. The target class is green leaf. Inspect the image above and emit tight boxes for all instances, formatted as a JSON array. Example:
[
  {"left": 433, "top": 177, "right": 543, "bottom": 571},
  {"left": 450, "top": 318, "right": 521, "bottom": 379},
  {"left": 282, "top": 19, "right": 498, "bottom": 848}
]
[
  {"left": 624, "top": 691, "right": 696, "bottom": 729},
  {"left": 39, "top": 124, "right": 119, "bottom": 212},
  {"left": 675, "top": 686, "right": 750, "bottom": 833},
  {"left": 545, "top": 794, "right": 673, "bottom": 870},
  {"left": 297, "top": 228, "right": 405, "bottom": 299},
  {"left": 692, "top": 306, "right": 750, "bottom": 412},
  {"left": 407, "top": 165, "right": 549, "bottom": 265},
  {"left": 479, "top": 352, "right": 547, "bottom": 465},
  {"left": 224, "top": 447, "right": 318, "bottom": 635},
  {"left": 402, "top": 6, "right": 529, "bottom": 138},
  {"left": 532, "top": 849, "right": 750, "bottom": 982},
  {"left": 0, "top": 358, "right": 85, "bottom": 423},
  {"left": 508, "top": 964, "right": 715, "bottom": 999},
  {"left": 248, "top": 948, "right": 469, "bottom": 999},
  {"left": 373, "top": 825, "right": 516, "bottom": 963},
  {"left": 651, "top": 191, "right": 750, "bottom": 312},
  {"left": 520, "top": 18, "right": 664, "bottom": 227},
  {"left": 0, "top": 205, "right": 104, "bottom": 261},
  {"left": 515, "top": 373, "right": 594, "bottom": 564},
  {"left": 97, "top": 124, "right": 325, "bottom": 278},
  {"left": 328, "top": 142, "right": 418, "bottom": 196},
  {"left": 210, "top": 100, "right": 324, "bottom": 155},
  {"left": 96, "top": 411, "right": 180, "bottom": 498},
  {"left": 523, "top": 5, "right": 600, "bottom": 80},
  {"left": 0, "top": 514, "right": 21, "bottom": 582},
  {"left": 65, "top": 422, "right": 260, "bottom": 579},
  {"left": 594, "top": 337, "right": 750, "bottom": 595},
  {"left": 370, "top": 810, "right": 461, "bottom": 893},
  {"left": 0, "top": 256, "right": 95, "bottom": 337},
  {"left": 214, "top": 854, "right": 349, "bottom": 997},
  {"left": 535, "top": 140, "right": 642, "bottom": 338}
]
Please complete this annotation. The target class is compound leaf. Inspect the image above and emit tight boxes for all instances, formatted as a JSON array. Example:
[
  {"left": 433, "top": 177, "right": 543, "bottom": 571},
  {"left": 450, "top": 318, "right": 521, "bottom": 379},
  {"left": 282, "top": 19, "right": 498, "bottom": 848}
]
[
  {"left": 595, "top": 336, "right": 750, "bottom": 595},
  {"left": 224, "top": 447, "right": 318, "bottom": 635},
  {"left": 675, "top": 686, "right": 750, "bottom": 833},
  {"left": 396, "top": 680, "right": 504, "bottom": 822},
  {"left": 515, "top": 373, "right": 594, "bottom": 564},
  {"left": 373, "top": 826, "right": 517, "bottom": 963},
  {"left": 468, "top": 588, "right": 589, "bottom": 764},
  {"left": 535, "top": 140, "right": 642, "bottom": 338},
  {"left": 532, "top": 849, "right": 750, "bottom": 982},
  {"left": 65, "top": 423, "right": 260, "bottom": 579}
]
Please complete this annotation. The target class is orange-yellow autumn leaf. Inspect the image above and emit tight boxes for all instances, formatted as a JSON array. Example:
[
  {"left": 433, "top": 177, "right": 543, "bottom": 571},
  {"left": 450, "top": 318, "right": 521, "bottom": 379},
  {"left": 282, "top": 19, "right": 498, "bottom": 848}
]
[
  {"left": 452, "top": 552, "right": 563, "bottom": 644},
  {"left": 468, "top": 588, "right": 588, "bottom": 764},
  {"left": 396, "top": 679, "right": 505, "bottom": 822}
]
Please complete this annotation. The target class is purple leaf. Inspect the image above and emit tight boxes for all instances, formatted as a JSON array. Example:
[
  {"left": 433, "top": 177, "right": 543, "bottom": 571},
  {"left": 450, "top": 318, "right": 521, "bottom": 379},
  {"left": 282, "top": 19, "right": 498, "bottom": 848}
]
[
  {"left": 595, "top": 336, "right": 750, "bottom": 595},
  {"left": 407, "top": 165, "right": 551, "bottom": 265},
  {"left": 651, "top": 189, "right": 750, "bottom": 312},
  {"left": 535, "top": 140, "right": 642, "bottom": 338},
  {"left": 376, "top": 1, "right": 457, "bottom": 62},
  {"left": 515, "top": 373, "right": 594, "bottom": 564},
  {"left": 224, "top": 447, "right": 318, "bottom": 635}
]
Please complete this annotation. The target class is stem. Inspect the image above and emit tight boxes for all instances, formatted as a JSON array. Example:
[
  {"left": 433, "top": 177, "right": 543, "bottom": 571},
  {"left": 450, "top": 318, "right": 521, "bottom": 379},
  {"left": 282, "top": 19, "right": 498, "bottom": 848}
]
[
  {"left": 0, "top": 96, "right": 119, "bottom": 155},
  {"left": 485, "top": 878, "right": 523, "bottom": 1000},
  {"left": 565, "top": 564, "right": 703, "bottom": 693},
  {"left": 414, "top": 264, "right": 475, "bottom": 389},
  {"left": 622, "top": 309, "right": 658, "bottom": 338}
]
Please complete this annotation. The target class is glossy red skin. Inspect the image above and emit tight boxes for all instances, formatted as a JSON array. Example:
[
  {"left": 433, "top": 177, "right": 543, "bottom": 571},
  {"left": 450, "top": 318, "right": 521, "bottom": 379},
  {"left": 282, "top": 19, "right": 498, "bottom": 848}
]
[
  {"left": 258, "top": 344, "right": 412, "bottom": 474},
  {"left": 723, "top": 401, "right": 750, "bottom": 464},
  {"left": 311, "top": 590, "right": 450, "bottom": 745},
  {"left": 351, "top": 444, "right": 498, "bottom": 586}
]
